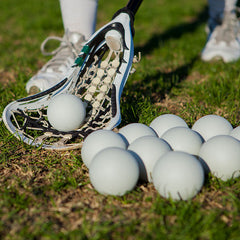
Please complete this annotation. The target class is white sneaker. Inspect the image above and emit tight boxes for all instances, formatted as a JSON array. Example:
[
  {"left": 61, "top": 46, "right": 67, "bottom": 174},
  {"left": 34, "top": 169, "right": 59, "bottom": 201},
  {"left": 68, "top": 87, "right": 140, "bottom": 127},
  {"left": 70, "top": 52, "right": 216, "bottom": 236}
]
[
  {"left": 201, "top": 12, "right": 240, "bottom": 63},
  {"left": 26, "top": 31, "right": 85, "bottom": 94}
]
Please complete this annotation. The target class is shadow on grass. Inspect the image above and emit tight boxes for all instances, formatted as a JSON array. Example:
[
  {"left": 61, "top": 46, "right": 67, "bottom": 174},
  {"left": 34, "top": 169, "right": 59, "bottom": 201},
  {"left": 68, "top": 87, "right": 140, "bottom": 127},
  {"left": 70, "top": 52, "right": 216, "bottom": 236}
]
[
  {"left": 120, "top": 57, "right": 197, "bottom": 124},
  {"left": 124, "top": 55, "right": 196, "bottom": 101},
  {"left": 132, "top": 4, "right": 208, "bottom": 98},
  {"left": 120, "top": 5, "right": 208, "bottom": 123},
  {"left": 121, "top": 57, "right": 197, "bottom": 126},
  {"left": 134, "top": 57, "right": 196, "bottom": 99},
  {"left": 135, "top": 5, "right": 208, "bottom": 56}
]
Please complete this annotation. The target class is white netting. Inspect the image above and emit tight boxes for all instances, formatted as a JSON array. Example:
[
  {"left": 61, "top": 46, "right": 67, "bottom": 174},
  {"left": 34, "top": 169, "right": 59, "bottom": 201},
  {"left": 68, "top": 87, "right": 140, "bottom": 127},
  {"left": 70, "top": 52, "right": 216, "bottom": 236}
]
[{"left": 10, "top": 48, "right": 120, "bottom": 148}]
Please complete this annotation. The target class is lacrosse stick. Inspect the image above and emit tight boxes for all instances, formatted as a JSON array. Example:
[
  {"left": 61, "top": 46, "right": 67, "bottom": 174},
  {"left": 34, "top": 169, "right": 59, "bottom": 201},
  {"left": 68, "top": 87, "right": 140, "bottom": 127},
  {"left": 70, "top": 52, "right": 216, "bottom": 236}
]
[{"left": 2, "top": 0, "right": 143, "bottom": 150}]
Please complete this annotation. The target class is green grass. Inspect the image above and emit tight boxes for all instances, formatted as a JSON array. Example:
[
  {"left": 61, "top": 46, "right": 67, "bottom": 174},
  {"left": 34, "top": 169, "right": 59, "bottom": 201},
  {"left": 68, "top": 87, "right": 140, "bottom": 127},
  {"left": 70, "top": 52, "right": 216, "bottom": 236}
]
[{"left": 1, "top": 0, "right": 240, "bottom": 239}]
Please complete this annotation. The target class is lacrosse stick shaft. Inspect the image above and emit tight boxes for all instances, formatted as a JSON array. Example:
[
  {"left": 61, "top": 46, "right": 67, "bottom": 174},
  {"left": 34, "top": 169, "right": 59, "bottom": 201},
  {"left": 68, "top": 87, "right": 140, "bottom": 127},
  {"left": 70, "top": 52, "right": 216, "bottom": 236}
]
[{"left": 126, "top": 0, "right": 143, "bottom": 15}]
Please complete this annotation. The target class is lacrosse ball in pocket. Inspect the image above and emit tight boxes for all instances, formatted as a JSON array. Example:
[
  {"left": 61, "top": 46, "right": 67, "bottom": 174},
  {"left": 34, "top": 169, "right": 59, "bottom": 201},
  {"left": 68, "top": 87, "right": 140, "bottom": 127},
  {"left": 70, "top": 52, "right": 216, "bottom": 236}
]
[
  {"left": 47, "top": 94, "right": 86, "bottom": 132},
  {"left": 105, "top": 29, "right": 123, "bottom": 52}
]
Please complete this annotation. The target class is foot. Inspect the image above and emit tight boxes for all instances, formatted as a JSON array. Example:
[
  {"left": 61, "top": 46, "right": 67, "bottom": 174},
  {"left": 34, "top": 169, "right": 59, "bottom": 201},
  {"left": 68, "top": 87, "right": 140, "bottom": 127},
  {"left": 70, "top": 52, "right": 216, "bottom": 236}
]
[
  {"left": 26, "top": 30, "right": 85, "bottom": 95},
  {"left": 201, "top": 12, "right": 240, "bottom": 63}
]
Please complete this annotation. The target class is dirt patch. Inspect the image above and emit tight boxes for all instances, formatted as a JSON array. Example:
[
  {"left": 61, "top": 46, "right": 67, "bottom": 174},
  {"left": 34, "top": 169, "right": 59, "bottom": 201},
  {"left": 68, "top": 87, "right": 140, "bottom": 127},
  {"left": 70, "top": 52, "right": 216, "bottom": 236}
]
[{"left": 0, "top": 69, "right": 16, "bottom": 86}]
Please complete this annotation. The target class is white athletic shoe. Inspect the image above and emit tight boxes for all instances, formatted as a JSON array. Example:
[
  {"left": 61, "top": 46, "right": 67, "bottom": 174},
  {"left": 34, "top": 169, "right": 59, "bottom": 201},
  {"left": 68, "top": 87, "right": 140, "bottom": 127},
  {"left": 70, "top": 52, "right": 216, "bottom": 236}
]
[
  {"left": 201, "top": 12, "right": 240, "bottom": 63},
  {"left": 26, "top": 31, "right": 85, "bottom": 94}
]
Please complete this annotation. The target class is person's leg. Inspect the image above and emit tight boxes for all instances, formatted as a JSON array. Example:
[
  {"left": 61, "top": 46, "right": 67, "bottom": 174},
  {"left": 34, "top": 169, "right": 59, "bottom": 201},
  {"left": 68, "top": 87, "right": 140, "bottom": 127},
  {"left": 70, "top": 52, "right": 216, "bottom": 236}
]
[
  {"left": 60, "top": 0, "right": 98, "bottom": 39},
  {"left": 26, "top": 0, "right": 98, "bottom": 94},
  {"left": 201, "top": 0, "right": 240, "bottom": 63}
]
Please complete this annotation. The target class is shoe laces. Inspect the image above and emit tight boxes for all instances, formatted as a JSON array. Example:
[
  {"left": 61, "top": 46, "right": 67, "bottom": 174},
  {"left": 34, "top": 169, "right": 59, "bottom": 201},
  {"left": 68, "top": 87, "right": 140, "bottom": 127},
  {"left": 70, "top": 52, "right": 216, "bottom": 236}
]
[
  {"left": 213, "top": 11, "right": 240, "bottom": 45},
  {"left": 39, "top": 31, "right": 85, "bottom": 74}
]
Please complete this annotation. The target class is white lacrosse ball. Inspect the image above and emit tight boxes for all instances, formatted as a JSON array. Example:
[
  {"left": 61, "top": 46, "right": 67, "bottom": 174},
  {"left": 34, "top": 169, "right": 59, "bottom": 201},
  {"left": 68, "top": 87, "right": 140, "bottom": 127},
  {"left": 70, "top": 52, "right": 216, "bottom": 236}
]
[
  {"left": 152, "top": 151, "right": 204, "bottom": 200},
  {"left": 192, "top": 115, "right": 233, "bottom": 141},
  {"left": 128, "top": 136, "right": 171, "bottom": 182},
  {"left": 81, "top": 129, "right": 127, "bottom": 168},
  {"left": 161, "top": 127, "right": 204, "bottom": 156},
  {"left": 47, "top": 94, "right": 86, "bottom": 132},
  {"left": 118, "top": 123, "right": 157, "bottom": 145},
  {"left": 89, "top": 147, "right": 139, "bottom": 196},
  {"left": 198, "top": 135, "right": 240, "bottom": 181},
  {"left": 149, "top": 114, "right": 188, "bottom": 137},
  {"left": 230, "top": 126, "right": 240, "bottom": 141}
]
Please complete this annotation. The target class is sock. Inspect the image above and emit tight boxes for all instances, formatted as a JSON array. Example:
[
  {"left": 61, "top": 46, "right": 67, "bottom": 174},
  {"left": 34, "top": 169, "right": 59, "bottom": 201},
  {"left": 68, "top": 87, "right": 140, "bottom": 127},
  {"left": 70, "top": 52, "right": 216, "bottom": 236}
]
[{"left": 59, "top": 0, "right": 98, "bottom": 39}]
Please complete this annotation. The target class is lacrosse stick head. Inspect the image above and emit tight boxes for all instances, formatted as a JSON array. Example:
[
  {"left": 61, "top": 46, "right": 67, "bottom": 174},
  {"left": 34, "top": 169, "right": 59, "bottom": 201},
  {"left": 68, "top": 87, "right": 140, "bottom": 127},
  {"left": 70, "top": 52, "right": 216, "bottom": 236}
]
[{"left": 2, "top": 11, "right": 135, "bottom": 150}]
